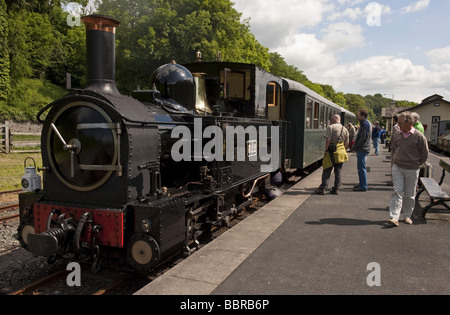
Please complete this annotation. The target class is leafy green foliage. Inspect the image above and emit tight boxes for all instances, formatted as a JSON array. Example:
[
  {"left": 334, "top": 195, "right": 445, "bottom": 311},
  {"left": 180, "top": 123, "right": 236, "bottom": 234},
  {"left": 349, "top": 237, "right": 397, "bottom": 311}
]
[
  {"left": 0, "top": 1, "right": 10, "bottom": 101},
  {"left": 0, "top": 0, "right": 416, "bottom": 122},
  {"left": 95, "top": 0, "right": 270, "bottom": 92},
  {"left": 1, "top": 78, "right": 66, "bottom": 120}
]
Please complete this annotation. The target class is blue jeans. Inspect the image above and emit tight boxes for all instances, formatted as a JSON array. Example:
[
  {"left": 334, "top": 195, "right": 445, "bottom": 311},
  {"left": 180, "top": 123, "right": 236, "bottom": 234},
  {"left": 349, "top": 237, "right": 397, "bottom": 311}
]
[
  {"left": 373, "top": 138, "right": 380, "bottom": 155},
  {"left": 357, "top": 151, "right": 369, "bottom": 190}
]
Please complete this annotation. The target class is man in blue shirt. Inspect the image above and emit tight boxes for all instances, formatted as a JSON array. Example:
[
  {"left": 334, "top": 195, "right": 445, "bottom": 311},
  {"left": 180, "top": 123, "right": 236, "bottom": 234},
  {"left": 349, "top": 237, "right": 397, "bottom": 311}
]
[
  {"left": 372, "top": 121, "right": 381, "bottom": 156},
  {"left": 380, "top": 126, "right": 386, "bottom": 144},
  {"left": 353, "top": 109, "right": 371, "bottom": 192}
]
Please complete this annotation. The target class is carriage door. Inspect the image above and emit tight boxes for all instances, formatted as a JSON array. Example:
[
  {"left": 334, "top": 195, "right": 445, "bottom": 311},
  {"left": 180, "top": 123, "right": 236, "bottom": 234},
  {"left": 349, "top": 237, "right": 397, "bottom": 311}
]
[
  {"left": 267, "top": 82, "right": 281, "bottom": 121},
  {"left": 431, "top": 116, "right": 441, "bottom": 144}
]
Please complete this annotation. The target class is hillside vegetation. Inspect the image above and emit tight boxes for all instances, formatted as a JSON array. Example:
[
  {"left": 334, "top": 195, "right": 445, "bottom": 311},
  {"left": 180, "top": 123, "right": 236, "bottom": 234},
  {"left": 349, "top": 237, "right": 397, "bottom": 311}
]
[{"left": 0, "top": 0, "right": 416, "bottom": 124}]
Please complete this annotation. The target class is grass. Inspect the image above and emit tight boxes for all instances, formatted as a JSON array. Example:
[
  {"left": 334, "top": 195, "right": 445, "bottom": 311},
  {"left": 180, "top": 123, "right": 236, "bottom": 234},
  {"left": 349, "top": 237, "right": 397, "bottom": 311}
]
[
  {"left": 1, "top": 78, "right": 67, "bottom": 121},
  {"left": 0, "top": 152, "right": 42, "bottom": 191},
  {"left": 13, "top": 134, "right": 41, "bottom": 141}
]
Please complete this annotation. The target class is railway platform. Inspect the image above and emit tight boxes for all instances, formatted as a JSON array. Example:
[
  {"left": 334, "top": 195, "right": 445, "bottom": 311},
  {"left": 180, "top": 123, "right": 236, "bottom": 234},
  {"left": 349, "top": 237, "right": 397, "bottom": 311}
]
[{"left": 135, "top": 147, "right": 450, "bottom": 296}]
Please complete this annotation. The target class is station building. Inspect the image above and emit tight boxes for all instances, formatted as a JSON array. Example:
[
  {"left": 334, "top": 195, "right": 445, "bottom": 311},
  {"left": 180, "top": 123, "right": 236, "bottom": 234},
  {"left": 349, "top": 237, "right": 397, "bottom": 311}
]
[
  {"left": 383, "top": 94, "right": 450, "bottom": 141},
  {"left": 403, "top": 94, "right": 450, "bottom": 141}
]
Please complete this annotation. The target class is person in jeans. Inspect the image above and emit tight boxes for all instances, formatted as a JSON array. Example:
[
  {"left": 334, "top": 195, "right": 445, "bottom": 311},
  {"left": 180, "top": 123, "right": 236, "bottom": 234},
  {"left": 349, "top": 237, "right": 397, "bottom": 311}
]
[
  {"left": 315, "top": 114, "right": 349, "bottom": 195},
  {"left": 372, "top": 121, "right": 381, "bottom": 156},
  {"left": 388, "top": 111, "right": 429, "bottom": 227},
  {"left": 353, "top": 109, "right": 371, "bottom": 192}
]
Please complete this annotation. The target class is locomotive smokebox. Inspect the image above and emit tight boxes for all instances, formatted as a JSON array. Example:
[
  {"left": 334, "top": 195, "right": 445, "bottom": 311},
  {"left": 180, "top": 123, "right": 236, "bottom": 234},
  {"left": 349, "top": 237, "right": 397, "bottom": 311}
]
[{"left": 81, "top": 15, "right": 120, "bottom": 95}]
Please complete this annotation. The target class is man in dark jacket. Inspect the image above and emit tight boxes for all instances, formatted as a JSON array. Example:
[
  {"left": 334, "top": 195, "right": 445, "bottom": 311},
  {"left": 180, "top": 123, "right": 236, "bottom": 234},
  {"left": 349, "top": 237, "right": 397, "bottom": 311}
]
[{"left": 353, "top": 109, "right": 371, "bottom": 191}]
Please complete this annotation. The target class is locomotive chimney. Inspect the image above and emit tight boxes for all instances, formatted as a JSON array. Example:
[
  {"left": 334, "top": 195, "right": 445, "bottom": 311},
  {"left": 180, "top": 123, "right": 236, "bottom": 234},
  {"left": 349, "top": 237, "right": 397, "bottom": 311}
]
[{"left": 81, "top": 15, "right": 120, "bottom": 95}]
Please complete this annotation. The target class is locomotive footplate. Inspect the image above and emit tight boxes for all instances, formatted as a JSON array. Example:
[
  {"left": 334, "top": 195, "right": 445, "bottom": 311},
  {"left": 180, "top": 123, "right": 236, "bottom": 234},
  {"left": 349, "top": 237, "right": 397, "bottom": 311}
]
[{"left": 33, "top": 203, "right": 125, "bottom": 253}]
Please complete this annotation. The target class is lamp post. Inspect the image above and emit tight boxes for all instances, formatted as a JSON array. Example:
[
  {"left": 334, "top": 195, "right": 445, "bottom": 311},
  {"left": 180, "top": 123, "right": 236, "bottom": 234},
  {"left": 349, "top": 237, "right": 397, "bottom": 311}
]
[
  {"left": 383, "top": 94, "right": 396, "bottom": 134},
  {"left": 390, "top": 100, "right": 396, "bottom": 135}
]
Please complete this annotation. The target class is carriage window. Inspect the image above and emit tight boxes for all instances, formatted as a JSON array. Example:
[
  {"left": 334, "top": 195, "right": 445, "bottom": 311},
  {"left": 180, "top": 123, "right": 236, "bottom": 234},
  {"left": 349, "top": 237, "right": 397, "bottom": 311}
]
[
  {"left": 328, "top": 109, "right": 333, "bottom": 127},
  {"left": 314, "top": 102, "right": 320, "bottom": 129},
  {"left": 319, "top": 104, "right": 325, "bottom": 129},
  {"left": 306, "top": 99, "right": 313, "bottom": 129},
  {"left": 324, "top": 107, "right": 329, "bottom": 129},
  {"left": 267, "top": 82, "right": 280, "bottom": 107}
]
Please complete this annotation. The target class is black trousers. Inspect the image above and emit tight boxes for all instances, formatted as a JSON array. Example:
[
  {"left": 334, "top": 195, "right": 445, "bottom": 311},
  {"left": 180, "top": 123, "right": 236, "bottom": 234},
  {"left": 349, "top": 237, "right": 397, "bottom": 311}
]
[{"left": 319, "top": 163, "right": 344, "bottom": 191}]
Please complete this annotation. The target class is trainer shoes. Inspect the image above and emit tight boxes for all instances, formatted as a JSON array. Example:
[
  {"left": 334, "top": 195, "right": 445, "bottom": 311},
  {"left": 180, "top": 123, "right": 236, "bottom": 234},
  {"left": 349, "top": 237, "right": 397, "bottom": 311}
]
[
  {"left": 404, "top": 217, "right": 413, "bottom": 225},
  {"left": 388, "top": 219, "right": 399, "bottom": 227},
  {"left": 314, "top": 189, "right": 326, "bottom": 195}
]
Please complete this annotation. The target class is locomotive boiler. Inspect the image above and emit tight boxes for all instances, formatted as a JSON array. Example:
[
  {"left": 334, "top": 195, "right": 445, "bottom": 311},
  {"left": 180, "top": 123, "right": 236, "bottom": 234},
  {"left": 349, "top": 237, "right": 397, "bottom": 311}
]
[{"left": 18, "top": 15, "right": 282, "bottom": 272}]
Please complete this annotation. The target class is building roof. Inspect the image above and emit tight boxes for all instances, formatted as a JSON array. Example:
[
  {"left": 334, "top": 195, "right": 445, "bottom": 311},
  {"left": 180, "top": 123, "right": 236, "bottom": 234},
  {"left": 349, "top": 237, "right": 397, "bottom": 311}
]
[
  {"left": 405, "top": 94, "right": 450, "bottom": 112},
  {"left": 382, "top": 106, "right": 410, "bottom": 118}
]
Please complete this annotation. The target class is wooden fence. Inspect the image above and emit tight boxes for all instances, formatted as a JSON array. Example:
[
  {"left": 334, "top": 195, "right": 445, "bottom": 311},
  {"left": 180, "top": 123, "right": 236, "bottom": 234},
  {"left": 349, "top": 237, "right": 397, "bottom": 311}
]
[{"left": 0, "top": 123, "right": 41, "bottom": 154}]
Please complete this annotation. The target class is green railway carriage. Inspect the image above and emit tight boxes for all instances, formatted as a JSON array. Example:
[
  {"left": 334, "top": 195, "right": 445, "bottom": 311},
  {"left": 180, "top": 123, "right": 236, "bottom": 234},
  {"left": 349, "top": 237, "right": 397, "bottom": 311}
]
[{"left": 282, "top": 78, "right": 354, "bottom": 170}]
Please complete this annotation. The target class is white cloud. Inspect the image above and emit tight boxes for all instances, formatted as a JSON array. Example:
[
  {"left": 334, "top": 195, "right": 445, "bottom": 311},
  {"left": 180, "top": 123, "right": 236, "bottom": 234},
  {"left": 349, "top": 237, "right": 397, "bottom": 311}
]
[
  {"left": 401, "top": 0, "right": 430, "bottom": 14},
  {"left": 322, "top": 22, "right": 364, "bottom": 52},
  {"left": 272, "top": 22, "right": 364, "bottom": 82},
  {"left": 232, "top": 0, "right": 449, "bottom": 102},
  {"left": 275, "top": 33, "right": 336, "bottom": 75},
  {"left": 234, "top": 0, "right": 328, "bottom": 47},
  {"left": 328, "top": 7, "right": 363, "bottom": 21},
  {"left": 321, "top": 55, "right": 445, "bottom": 102},
  {"left": 426, "top": 46, "right": 450, "bottom": 68},
  {"left": 328, "top": 2, "right": 391, "bottom": 22},
  {"left": 425, "top": 47, "right": 450, "bottom": 90}
]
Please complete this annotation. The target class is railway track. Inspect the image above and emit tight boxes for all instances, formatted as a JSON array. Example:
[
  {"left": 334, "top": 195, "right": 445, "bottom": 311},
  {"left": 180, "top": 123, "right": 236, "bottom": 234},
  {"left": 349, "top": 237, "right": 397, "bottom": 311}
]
[
  {"left": 0, "top": 213, "right": 19, "bottom": 223},
  {"left": 0, "top": 190, "right": 21, "bottom": 254},
  {"left": 0, "top": 190, "right": 20, "bottom": 223},
  {"left": 6, "top": 266, "right": 135, "bottom": 295},
  {"left": 0, "top": 203, "right": 19, "bottom": 211},
  {"left": 0, "top": 189, "right": 22, "bottom": 195}
]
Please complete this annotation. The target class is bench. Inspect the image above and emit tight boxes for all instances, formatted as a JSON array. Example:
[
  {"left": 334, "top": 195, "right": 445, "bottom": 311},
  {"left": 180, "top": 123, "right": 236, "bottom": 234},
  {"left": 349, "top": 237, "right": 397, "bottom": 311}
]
[{"left": 415, "top": 159, "right": 450, "bottom": 218}]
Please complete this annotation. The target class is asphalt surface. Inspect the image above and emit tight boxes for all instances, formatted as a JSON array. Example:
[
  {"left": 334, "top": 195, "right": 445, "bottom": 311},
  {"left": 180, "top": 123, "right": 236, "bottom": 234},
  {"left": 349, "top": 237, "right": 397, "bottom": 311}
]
[{"left": 136, "top": 146, "right": 450, "bottom": 295}]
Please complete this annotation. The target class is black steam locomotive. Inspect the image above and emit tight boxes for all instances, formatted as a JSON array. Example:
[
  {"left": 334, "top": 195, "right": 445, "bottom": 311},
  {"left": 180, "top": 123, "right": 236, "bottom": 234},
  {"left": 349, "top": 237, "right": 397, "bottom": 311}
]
[{"left": 18, "top": 15, "right": 355, "bottom": 272}]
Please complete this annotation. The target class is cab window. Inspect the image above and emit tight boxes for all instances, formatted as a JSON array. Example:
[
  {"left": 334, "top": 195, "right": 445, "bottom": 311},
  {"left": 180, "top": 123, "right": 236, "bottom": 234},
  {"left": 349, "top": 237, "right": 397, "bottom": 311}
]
[
  {"left": 267, "top": 82, "right": 281, "bottom": 107},
  {"left": 220, "top": 69, "right": 250, "bottom": 100}
]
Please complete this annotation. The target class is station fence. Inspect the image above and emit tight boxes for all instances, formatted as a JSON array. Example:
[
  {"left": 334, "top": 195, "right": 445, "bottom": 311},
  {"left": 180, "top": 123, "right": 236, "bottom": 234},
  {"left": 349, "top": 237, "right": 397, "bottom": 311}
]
[{"left": 0, "top": 123, "right": 41, "bottom": 154}]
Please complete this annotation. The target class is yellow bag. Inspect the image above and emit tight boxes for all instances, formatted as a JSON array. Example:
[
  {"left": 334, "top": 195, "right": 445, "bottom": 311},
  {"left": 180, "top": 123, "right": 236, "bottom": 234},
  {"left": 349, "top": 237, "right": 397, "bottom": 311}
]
[{"left": 323, "top": 142, "right": 348, "bottom": 170}]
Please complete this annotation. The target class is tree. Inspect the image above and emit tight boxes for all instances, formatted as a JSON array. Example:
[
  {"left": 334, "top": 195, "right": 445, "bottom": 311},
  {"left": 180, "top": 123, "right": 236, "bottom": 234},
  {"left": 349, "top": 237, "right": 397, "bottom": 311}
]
[
  {"left": 345, "top": 94, "right": 366, "bottom": 116},
  {"left": 0, "top": 1, "right": 10, "bottom": 101},
  {"left": 63, "top": 25, "right": 87, "bottom": 89},
  {"left": 5, "top": 0, "right": 61, "bottom": 13},
  {"left": 2, "top": 3, "right": 70, "bottom": 121},
  {"left": 320, "top": 84, "right": 336, "bottom": 102},
  {"left": 334, "top": 92, "right": 347, "bottom": 109},
  {"left": 7, "top": 10, "right": 65, "bottom": 83},
  {"left": 269, "top": 52, "right": 308, "bottom": 83},
  {"left": 95, "top": 0, "right": 271, "bottom": 93}
]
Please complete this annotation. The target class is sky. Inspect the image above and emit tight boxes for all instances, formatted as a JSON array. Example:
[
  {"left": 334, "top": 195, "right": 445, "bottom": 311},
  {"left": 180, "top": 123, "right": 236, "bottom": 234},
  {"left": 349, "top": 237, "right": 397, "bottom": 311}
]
[{"left": 232, "top": 0, "right": 450, "bottom": 103}]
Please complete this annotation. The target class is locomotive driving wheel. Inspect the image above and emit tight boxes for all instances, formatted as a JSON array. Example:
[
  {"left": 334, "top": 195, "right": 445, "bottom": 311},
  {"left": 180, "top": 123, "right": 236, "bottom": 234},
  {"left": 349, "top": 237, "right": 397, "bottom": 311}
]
[{"left": 127, "top": 234, "right": 161, "bottom": 272}]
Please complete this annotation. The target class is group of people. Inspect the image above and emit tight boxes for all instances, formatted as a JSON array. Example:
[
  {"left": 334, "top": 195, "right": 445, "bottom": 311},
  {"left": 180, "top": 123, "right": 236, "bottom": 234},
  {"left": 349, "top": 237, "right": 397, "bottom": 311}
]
[{"left": 314, "top": 109, "right": 429, "bottom": 227}]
